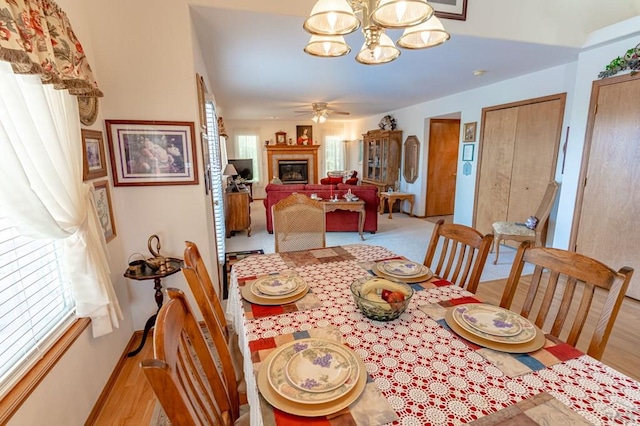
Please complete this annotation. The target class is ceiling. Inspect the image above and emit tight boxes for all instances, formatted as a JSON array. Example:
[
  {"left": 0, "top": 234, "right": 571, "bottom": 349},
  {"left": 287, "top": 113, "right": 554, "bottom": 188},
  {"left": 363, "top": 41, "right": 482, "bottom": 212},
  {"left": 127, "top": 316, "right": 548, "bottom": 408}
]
[{"left": 189, "top": 2, "right": 632, "bottom": 122}]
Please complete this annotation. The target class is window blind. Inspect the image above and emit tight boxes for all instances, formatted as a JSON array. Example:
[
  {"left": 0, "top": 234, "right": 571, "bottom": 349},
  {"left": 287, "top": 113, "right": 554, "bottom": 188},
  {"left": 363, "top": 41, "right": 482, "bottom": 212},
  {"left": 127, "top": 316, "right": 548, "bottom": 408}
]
[
  {"left": 0, "top": 216, "right": 75, "bottom": 395},
  {"left": 205, "top": 102, "right": 226, "bottom": 261}
]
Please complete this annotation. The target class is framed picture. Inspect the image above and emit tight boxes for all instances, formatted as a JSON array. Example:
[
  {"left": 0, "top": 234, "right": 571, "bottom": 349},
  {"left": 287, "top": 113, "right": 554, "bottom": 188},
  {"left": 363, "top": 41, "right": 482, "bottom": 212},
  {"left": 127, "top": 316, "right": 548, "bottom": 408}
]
[
  {"left": 105, "top": 120, "right": 199, "bottom": 186},
  {"left": 431, "top": 0, "right": 467, "bottom": 21},
  {"left": 196, "top": 73, "right": 207, "bottom": 130},
  {"left": 462, "top": 143, "right": 475, "bottom": 161},
  {"left": 275, "top": 131, "right": 287, "bottom": 145},
  {"left": 296, "top": 125, "right": 312, "bottom": 145},
  {"left": 82, "top": 129, "right": 108, "bottom": 181},
  {"left": 92, "top": 180, "right": 116, "bottom": 242},
  {"left": 358, "top": 139, "right": 363, "bottom": 164},
  {"left": 463, "top": 121, "right": 477, "bottom": 142}
]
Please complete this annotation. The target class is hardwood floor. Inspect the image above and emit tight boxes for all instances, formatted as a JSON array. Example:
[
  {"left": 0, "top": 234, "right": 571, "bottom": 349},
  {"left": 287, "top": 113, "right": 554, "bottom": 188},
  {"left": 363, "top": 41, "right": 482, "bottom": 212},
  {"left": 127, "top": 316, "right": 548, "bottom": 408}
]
[{"left": 88, "top": 278, "right": 640, "bottom": 424}]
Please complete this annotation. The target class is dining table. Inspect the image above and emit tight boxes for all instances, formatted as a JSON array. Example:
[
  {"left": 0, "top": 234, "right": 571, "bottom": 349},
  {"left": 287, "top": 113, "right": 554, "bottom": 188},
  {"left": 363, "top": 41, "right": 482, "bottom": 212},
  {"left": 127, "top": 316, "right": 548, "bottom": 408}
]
[{"left": 225, "top": 244, "right": 640, "bottom": 425}]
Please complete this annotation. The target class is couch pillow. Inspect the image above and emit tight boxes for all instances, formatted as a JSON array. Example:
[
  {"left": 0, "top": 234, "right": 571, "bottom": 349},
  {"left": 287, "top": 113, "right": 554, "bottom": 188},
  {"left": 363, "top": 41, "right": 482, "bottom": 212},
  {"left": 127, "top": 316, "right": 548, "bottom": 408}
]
[
  {"left": 305, "top": 184, "right": 336, "bottom": 190},
  {"left": 320, "top": 176, "right": 343, "bottom": 185}
]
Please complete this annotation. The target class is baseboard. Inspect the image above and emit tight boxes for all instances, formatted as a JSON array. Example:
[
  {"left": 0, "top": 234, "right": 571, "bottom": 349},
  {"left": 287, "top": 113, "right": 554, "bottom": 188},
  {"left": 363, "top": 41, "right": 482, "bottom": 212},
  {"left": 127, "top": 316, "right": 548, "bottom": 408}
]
[{"left": 84, "top": 331, "right": 144, "bottom": 425}]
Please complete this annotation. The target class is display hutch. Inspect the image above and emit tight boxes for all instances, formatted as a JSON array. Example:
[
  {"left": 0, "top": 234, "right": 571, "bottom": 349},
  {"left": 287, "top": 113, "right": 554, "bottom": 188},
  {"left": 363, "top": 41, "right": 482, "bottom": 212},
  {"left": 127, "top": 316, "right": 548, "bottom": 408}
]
[{"left": 362, "top": 129, "right": 403, "bottom": 193}]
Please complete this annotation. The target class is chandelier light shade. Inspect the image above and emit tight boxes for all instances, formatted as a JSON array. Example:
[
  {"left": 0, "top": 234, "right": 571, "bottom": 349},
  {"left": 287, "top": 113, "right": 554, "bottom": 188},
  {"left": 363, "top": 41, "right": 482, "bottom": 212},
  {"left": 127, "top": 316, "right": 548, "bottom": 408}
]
[
  {"left": 303, "top": 0, "right": 450, "bottom": 65},
  {"left": 370, "top": 0, "right": 434, "bottom": 28},
  {"left": 304, "top": 35, "right": 351, "bottom": 57},
  {"left": 397, "top": 15, "right": 450, "bottom": 49},
  {"left": 303, "top": 0, "right": 360, "bottom": 35},
  {"left": 356, "top": 30, "right": 400, "bottom": 65}
]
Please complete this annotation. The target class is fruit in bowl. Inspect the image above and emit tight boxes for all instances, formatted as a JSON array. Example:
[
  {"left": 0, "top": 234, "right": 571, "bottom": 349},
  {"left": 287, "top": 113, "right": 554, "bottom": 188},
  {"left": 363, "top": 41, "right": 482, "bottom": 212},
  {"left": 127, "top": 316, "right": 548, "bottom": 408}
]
[{"left": 350, "top": 277, "right": 413, "bottom": 321}]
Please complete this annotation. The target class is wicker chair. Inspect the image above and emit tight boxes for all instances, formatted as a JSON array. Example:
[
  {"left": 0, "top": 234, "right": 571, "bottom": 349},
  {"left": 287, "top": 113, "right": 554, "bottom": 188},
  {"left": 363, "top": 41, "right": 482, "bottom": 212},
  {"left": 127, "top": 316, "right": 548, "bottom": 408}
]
[
  {"left": 423, "top": 219, "right": 493, "bottom": 293},
  {"left": 272, "top": 193, "right": 325, "bottom": 253},
  {"left": 141, "top": 288, "right": 249, "bottom": 425},
  {"left": 500, "top": 241, "right": 633, "bottom": 360}
]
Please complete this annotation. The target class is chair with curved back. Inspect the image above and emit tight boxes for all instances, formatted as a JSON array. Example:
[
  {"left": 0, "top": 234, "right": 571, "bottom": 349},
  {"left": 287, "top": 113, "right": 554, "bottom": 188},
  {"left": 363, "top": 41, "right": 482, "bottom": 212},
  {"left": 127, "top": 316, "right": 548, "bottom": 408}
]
[
  {"left": 272, "top": 193, "right": 325, "bottom": 253},
  {"left": 500, "top": 241, "right": 633, "bottom": 360},
  {"left": 183, "top": 241, "right": 245, "bottom": 397},
  {"left": 492, "top": 180, "right": 559, "bottom": 264},
  {"left": 141, "top": 288, "right": 249, "bottom": 426},
  {"left": 423, "top": 219, "right": 494, "bottom": 294}
]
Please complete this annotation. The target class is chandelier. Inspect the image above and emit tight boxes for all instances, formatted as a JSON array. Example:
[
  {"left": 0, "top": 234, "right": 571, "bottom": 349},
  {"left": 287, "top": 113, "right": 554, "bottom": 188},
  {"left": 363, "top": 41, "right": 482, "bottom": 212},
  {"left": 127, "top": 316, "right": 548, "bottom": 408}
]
[{"left": 303, "top": 0, "right": 450, "bottom": 65}]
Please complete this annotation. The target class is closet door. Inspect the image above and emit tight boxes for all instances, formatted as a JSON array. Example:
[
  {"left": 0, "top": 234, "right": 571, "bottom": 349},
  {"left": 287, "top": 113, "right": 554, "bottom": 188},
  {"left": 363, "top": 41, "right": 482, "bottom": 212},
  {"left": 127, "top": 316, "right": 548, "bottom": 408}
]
[
  {"left": 474, "top": 94, "right": 565, "bottom": 237},
  {"left": 574, "top": 75, "right": 640, "bottom": 299}
]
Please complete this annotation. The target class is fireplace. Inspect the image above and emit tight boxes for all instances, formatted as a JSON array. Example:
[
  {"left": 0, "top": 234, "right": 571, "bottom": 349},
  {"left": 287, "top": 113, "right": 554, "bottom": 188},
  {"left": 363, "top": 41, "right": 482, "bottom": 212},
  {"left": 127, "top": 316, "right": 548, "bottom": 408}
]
[
  {"left": 266, "top": 145, "right": 320, "bottom": 184},
  {"left": 278, "top": 160, "right": 308, "bottom": 184}
]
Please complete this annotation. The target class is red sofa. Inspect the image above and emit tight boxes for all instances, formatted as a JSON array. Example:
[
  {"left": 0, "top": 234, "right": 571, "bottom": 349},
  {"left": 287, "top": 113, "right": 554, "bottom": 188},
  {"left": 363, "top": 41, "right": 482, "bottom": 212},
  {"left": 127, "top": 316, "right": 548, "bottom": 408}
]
[{"left": 264, "top": 183, "right": 379, "bottom": 234}]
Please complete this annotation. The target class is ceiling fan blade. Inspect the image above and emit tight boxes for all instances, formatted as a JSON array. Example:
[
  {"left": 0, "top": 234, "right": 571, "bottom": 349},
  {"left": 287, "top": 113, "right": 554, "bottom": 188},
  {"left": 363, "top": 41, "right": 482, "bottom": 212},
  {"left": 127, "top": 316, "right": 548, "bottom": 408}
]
[
  {"left": 331, "top": 111, "right": 351, "bottom": 115},
  {"left": 294, "top": 110, "right": 313, "bottom": 113}
]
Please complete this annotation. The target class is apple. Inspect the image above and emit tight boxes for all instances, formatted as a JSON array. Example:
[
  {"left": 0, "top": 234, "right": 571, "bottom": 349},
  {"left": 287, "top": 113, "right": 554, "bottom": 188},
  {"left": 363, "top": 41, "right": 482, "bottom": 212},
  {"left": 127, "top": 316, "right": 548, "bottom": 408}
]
[
  {"left": 381, "top": 289, "right": 392, "bottom": 301},
  {"left": 386, "top": 291, "right": 405, "bottom": 308}
]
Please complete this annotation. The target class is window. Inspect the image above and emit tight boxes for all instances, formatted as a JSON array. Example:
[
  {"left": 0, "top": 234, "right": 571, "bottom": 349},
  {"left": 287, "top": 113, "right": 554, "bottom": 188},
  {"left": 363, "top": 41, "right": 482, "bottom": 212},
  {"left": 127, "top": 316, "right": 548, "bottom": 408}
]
[
  {"left": 205, "top": 102, "right": 226, "bottom": 261},
  {"left": 323, "top": 128, "right": 346, "bottom": 174},
  {"left": 234, "top": 131, "right": 262, "bottom": 183},
  {"left": 0, "top": 216, "right": 75, "bottom": 395}
]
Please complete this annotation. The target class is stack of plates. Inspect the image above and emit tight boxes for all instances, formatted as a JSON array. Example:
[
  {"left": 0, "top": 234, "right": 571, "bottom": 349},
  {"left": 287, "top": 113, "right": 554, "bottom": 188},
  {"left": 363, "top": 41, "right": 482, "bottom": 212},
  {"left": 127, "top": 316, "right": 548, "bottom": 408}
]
[
  {"left": 374, "top": 259, "right": 433, "bottom": 283},
  {"left": 257, "top": 338, "right": 367, "bottom": 417},
  {"left": 241, "top": 274, "right": 308, "bottom": 305},
  {"left": 445, "top": 303, "right": 545, "bottom": 353}
]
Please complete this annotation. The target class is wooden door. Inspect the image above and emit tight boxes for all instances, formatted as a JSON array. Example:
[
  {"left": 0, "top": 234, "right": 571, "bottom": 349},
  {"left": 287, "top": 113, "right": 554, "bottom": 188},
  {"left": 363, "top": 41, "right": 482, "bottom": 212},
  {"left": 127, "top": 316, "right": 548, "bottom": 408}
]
[
  {"left": 426, "top": 119, "right": 459, "bottom": 216},
  {"left": 474, "top": 94, "right": 565, "bottom": 236},
  {"left": 573, "top": 75, "right": 640, "bottom": 299}
]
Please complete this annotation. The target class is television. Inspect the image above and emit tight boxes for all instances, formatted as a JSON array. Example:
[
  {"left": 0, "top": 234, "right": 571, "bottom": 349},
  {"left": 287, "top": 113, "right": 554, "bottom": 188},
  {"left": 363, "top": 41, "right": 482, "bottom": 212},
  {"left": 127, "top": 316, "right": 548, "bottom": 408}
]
[{"left": 228, "top": 159, "right": 253, "bottom": 181}]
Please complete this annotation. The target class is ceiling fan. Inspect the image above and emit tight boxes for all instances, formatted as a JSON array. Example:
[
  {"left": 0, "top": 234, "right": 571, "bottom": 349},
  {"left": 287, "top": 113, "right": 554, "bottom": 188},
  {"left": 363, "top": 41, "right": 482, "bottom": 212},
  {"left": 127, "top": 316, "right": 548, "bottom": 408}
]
[{"left": 294, "top": 102, "right": 350, "bottom": 123}]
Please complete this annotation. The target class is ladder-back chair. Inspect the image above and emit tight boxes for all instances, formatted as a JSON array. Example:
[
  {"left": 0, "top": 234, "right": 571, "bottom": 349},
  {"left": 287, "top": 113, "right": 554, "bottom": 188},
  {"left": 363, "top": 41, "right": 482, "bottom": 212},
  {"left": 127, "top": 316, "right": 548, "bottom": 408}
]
[{"left": 272, "top": 193, "right": 326, "bottom": 253}]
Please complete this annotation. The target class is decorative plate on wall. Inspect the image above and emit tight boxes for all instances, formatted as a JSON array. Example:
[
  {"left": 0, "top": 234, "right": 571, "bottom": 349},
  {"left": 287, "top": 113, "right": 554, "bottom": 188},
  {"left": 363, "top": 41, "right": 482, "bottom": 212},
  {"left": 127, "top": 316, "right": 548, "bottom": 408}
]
[{"left": 78, "top": 96, "right": 99, "bottom": 126}]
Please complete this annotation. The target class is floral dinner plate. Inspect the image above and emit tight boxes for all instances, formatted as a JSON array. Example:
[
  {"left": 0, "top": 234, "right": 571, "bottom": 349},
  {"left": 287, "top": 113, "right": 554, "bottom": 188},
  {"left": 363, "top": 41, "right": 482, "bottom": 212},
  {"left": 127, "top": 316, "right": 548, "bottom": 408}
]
[
  {"left": 378, "top": 260, "right": 429, "bottom": 278},
  {"left": 285, "top": 346, "right": 351, "bottom": 393},
  {"left": 256, "top": 274, "right": 302, "bottom": 296},
  {"left": 452, "top": 304, "right": 536, "bottom": 344}
]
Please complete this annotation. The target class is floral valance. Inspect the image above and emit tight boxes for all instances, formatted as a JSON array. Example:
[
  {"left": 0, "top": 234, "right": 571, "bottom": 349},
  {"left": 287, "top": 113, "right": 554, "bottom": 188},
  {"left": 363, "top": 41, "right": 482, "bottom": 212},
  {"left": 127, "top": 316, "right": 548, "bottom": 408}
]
[{"left": 0, "top": 0, "right": 102, "bottom": 96}]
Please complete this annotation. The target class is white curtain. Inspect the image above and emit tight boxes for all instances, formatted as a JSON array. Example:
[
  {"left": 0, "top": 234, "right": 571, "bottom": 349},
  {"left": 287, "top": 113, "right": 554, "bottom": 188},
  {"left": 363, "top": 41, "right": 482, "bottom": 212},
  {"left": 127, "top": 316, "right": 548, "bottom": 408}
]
[
  {"left": 323, "top": 126, "right": 346, "bottom": 174},
  {"left": 234, "top": 130, "right": 261, "bottom": 183},
  {"left": 0, "top": 62, "right": 122, "bottom": 337}
]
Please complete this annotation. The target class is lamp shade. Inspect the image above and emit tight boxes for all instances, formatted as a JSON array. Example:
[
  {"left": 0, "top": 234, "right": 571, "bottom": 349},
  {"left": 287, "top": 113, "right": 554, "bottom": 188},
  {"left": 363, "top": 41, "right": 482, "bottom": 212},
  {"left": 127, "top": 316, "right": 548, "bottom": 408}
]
[
  {"left": 371, "top": 0, "right": 434, "bottom": 28},
  {"left": 397, "top": 16, "right": 450, "bottom": 49},
  {"left": 223, "top": 164, "right": 238, "bottom": 176},
  {"left": 303, "top": 0, "right": 360, "bottom": 36},
  {"left": 304, "top": 35, "right": 351, "bottom": 57},
  {"left": 355, "top": 32, "right": 400, "bottom": 65}
]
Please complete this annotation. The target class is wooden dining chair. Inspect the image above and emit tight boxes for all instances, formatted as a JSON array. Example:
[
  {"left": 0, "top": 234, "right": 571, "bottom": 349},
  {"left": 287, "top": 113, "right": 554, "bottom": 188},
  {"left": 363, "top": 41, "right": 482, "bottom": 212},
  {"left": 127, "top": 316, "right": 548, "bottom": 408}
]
[
  {"left": 141, "top": 288, "right": 249, "bottom": 426},
  {"left": 424, "top": 219, "right": 494, "bottom": 293},
  {"left": 183, "top": 241, "right": 246, "bottom": 399},
  {"left": 491, "top": 180, "right": 559, "bottom": 264},
  {"left": 500, "top": 241, "right": 634, "bottom": 360},
  {"left": 272, "top": 193, "right": 326, "bottom": 253}
]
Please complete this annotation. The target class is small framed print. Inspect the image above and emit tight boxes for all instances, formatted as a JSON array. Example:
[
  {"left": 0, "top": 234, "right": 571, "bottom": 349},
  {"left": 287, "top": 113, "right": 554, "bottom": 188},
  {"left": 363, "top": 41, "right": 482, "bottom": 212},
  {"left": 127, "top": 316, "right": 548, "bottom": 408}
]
[
  {"left": 462, "top": 143, "right": 475, "bottom": 162},
  {"left": 275, "top": 131, "right": 287, "bottom": 145},
  {"left": 463, "top": 122, "right": 477, "bottom": 142},
  {"left": 82, "top": 129, "right": 108, "bottom": 181},
  {"left": 92, "top": 180, "right": 116, "bottom": 242},
  {"left": 196, "top": 73, "right": 207, "bottom": 130},
  {"left": 105, "top": 119, "right": 198, "bottom": 186}
]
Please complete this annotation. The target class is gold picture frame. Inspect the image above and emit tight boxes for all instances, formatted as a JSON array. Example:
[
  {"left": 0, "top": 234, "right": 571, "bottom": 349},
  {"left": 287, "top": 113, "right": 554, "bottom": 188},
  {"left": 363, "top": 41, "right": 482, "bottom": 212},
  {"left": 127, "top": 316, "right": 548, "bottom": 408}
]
[
  {"left": 275, "top": 131, "right": 287, "bottom": 145},
  {"left": 82, "top": 129, "right": 108, "bottom": 181},
  {"left": 463, "top": 122, "right": 477, "bottom": 142},
  {"left": 92, "top": 180, "right": 116, "bottom": 242}
]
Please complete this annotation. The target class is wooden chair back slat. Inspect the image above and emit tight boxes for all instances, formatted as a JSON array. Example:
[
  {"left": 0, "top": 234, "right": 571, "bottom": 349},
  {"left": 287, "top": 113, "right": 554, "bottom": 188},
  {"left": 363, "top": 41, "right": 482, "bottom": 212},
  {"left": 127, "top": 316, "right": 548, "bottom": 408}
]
[
  {"left": 424, "top": 220, "right": 494, "bottom": 293},
  {"left": 500, "top": 241, "right": 634, "bottom": 359},
  {"left": 141, "top": 288, "right": 235, "bottom": 426}
]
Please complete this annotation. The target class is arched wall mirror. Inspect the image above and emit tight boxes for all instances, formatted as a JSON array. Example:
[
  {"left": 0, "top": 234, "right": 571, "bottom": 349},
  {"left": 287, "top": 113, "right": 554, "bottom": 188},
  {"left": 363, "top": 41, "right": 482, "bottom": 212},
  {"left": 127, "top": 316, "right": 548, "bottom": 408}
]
[{"left": 403, "top": 135, "right": 420, "bottom": 183}]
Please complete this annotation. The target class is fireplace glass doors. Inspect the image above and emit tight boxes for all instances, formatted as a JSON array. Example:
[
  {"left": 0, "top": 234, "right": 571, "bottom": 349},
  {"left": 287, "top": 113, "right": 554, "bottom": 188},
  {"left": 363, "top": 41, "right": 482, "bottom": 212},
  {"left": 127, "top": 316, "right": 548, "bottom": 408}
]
[{"left": 278, "top": 160, "right": 308, "bottom": 184}]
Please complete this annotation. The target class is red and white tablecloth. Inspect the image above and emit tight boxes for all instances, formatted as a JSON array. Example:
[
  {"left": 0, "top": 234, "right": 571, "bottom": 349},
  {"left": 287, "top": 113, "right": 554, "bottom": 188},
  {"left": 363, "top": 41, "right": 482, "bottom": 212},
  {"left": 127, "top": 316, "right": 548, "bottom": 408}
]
[{"left": 226, "top": 244, "right": 640, "bottom": 425}]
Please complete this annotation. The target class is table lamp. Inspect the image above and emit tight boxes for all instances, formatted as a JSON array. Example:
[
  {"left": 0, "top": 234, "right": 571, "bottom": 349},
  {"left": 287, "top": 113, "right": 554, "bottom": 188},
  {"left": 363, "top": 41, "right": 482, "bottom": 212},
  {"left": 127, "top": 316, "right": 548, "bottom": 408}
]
[{"left": 223, "top": 163, "right": 238, "bottom": 191}]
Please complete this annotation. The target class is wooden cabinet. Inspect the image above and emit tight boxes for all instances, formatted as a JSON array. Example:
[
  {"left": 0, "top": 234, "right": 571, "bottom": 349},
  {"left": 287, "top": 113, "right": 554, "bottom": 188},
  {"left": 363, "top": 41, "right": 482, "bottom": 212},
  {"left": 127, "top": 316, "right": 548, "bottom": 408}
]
[
  {"left": 224, "top": 189, "right": 251, "bottom": 238},
  {"left": 362, "top": 129, "right": 402, "bottom": 193}
]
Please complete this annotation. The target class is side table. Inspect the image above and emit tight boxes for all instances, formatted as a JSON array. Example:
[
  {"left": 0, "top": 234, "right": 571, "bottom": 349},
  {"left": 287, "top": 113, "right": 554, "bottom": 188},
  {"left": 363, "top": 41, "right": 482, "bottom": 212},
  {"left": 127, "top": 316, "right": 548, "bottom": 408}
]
[
  {"left": 379, "top": 192, "right": 415, "bottom": 219},
  {"left": 322, "top": 199, "right": 366, "bottom": 240},
  {"left": 124, "top": 257, "right": 183, "bottom": 357}
]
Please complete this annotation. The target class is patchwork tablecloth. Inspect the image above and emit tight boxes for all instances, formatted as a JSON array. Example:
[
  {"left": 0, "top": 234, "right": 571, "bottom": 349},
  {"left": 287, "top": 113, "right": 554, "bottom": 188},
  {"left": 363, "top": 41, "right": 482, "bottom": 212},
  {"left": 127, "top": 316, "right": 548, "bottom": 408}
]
[{"left": 226, "top": 245, "right": 640, "bottom": 425}]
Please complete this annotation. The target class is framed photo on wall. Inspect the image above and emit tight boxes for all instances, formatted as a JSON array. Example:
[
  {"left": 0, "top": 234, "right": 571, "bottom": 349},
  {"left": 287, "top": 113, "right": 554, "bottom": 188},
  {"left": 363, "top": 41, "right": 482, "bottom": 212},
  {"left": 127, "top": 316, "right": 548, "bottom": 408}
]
[
  {"left": 92, "top": 180, "right": 116, "bottom": 242},
  {"left": 463, "top": 122, "right": 477, "bottom": 142},
  {"left": 296, "top": 125, "right": 312, "bottom": 145},
  {"left": 430, "top": 0, "right": 467, "bottom": 20},
  {"left": 82, "top": 129, "right": 108, "bottom": 181},
  {"left": 105, "top": 120, "right": 199, "bottom": 186},
  {"left": 196, "top": 73, "right": 207, "bottom": 130},
  {"left": 462, "top": 143, "right": 475, "bottom": 161}
]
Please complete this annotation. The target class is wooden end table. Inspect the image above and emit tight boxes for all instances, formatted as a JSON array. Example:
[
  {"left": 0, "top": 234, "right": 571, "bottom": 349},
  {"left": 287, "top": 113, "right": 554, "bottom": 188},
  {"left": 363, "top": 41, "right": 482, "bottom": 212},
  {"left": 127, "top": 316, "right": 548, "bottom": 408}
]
[
  {"left": 322, "top": 199, "right": 366, "bottom": 240},
  {"left": 379, "top": 192, "right": 415, "bottom": 219}
]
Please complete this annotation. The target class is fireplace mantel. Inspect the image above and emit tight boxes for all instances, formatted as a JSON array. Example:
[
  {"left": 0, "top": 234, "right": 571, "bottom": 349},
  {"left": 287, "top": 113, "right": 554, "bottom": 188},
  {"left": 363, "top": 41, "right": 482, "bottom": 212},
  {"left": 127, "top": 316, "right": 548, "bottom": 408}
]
[{"left": 266, "top": 145, "right": 320, "bottom": 184}]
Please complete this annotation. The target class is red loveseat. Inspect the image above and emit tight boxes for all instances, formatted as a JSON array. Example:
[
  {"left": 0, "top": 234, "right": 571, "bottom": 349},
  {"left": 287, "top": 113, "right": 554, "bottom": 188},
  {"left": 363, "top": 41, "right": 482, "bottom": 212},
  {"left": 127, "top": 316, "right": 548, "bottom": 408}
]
[{"left": 263, "top": 183, "right": 379, "bottom": 234}]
